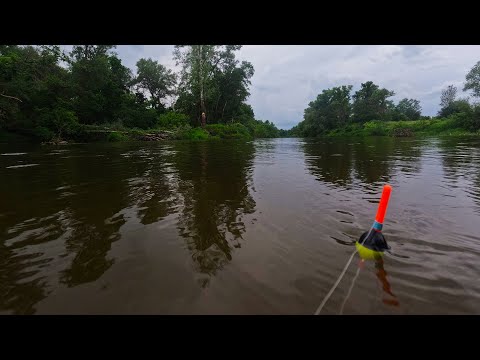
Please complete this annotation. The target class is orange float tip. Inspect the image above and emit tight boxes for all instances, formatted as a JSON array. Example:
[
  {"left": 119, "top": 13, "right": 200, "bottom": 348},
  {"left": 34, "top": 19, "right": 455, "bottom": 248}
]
[{"left": 375, "top": 184, "right": 392, "bottom": 225}]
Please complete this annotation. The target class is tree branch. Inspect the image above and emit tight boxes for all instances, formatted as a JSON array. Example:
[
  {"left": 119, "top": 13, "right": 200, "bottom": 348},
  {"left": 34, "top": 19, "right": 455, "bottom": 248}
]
[{"left": 0, "top": 93, "right": 22, "bottom": 102}]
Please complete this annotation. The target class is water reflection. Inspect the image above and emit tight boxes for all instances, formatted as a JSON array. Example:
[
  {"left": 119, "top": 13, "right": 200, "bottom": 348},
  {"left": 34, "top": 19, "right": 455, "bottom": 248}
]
[
  {"left": 374, "top": 258, "right": 399, "bottom": 307},
  {"left": 302, "top": 137, "right": 424, "bottom": 196},
  {"left": 1, "top": 136, "right": 480, "bottom": 314},
  {"left": 339, "top": 256, "right": 399, "bottom": 315},
  {"left": 173, "top": 141, "right": 256, "bottom": 287},
  {"left": 437, "top": 137, "right": 480, "bottom": 210}
]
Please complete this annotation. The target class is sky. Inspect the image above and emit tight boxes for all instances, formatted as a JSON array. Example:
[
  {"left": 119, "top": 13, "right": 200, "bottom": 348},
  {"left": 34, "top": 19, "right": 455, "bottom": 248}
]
[{"left": 70, "top": 45, "right": 480, "bottom": 130}]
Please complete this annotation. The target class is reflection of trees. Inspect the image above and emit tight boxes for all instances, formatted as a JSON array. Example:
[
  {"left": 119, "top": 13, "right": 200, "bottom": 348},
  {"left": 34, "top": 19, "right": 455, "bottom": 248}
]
[
  {"left": 128, "top": 146, "right": 178, "bottom": 225},
  {"left": 437, "top": 138, "right": 472, "bottom": 182},
  {"left": 391, "top": 138, "right": 423, "bottom": 176},
  {"left": 58, "top": 145, "right": 134, "bottom": 287},
  {"left": 0, "top": 148, "right": 71, "bottom": 313},
  {"left": 173, "top": 141, "right": 256, "bottom": 287},
  {"left": 0, "top": 243, "right": 48, "bottom": 314},
  {"left": 302, "top": 139, "right": 353, "bottom": 187},
  {"left": 60, "top": 144, "right": 178, "bottom": 286},
  {"left": 0, "top": 143, "right": 181, "bottom": 312},
  {"left": 302, "top": 137, "right": 423, "bottom": 193},
  {"left": 352, "top": 137, "right": 395, "bottom": 185},
  {"left": 437, "top": 137, "right": 480, "bottom": 210}
]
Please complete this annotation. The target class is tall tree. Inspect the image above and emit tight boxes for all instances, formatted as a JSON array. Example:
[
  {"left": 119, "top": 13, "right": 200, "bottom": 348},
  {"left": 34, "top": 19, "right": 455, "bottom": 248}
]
[
  {"left": 173, "top": 45, "right": 254, "bottom": 125},
  {"left": 440, "top": 85, "right": 457, "bottom": 110},
  {"left": 438, "top": 84, "right": 471, "bottom": 117},
  {"left": 395, "top": 98, "right": 422, "bottom": 120},
  {"left": 302, "top": 85, "right": 353, "bottom": 135},
  {"left": 464, "top": 61, "right": 480, "bottom": 98},
  {"left": 209, "top": 46, "right": 254, "bottom": 123},
  {"left": 352, "top": 81, "right": 395, "bottom": 123},
  {"left": 69, "top": 45, "right": 132, "bottom": 124},
  {"left": 132, "top": 58, "right": 176, "bottom": 111},
  {"left": 70, "top": 45, "right": 116, "bottom": 61},
  {"left": 174, "top": 45, "right": 217, "bottom": 123},
  {"left": 0, "top": 45, "right": 72, "bottom": 135}
]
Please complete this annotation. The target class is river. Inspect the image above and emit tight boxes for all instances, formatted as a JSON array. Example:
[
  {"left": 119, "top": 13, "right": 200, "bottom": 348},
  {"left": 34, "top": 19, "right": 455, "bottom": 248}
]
[{"left": 1, "top": 137, "right": 480, "bottom": 314}]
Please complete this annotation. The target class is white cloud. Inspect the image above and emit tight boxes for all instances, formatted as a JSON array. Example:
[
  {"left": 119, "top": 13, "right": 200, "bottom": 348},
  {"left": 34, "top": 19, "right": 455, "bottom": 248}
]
[{"left": 65, "top": 45, "right": 480, "bottom": 129}]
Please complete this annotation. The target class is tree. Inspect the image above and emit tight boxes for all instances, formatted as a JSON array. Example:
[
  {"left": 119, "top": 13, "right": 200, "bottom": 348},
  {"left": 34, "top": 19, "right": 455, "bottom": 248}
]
[
  {"left": 438, "top": 85, "right": 472, "bottom": 118},
  {"left": 132, "top": 58, "right": 176, "bottom": 111},
  {"left": 352, "top": 81, "right": 395, "bottom": 123},
  {"left": 208, "top": 46, "right": 254, "bottom": 123},
  {"left": 174, "top": 45, "right": 217, "bottom": 124},
  {"left": 464, "top": 61, "right": 480, "bottom": 98},
  {"left": 0, "top": 45, "right": 73, "bottom": 137},
  {"left": 395, "top": 98, "right": 422, "bottom": 120},
  {"left": 69, "top": 45, "right": 132, "bottom": 124},
  {"left": 440, "top": 85, "right": 457, "bottom": 111},
  {"left": 173, "top": 45, "right": 254, "bottom": 125},
  {"left": 70, "top": 45, "right": 116, "bottom": 61},
  {"left": 299, "top": 85, "right": 353, "bottom": 136},
  {"left": 235, "top": 103, "right": 255, "bottom": 125}
]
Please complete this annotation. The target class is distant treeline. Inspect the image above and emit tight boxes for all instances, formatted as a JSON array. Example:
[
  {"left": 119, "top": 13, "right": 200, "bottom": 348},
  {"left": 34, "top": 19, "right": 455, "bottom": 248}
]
[
  {"left": 0, "top": 45, "right": 280, "bottom": 142},
  {"left": 290, "top": 62, "right": 480, "bottom": 137}
]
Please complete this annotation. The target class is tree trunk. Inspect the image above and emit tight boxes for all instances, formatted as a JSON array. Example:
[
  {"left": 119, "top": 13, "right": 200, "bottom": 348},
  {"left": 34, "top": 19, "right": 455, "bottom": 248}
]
[
  {"left": 221, "top": 101, "right": 227, "bottom": 122},
  {"left": 199, "top": 46, "right": 206, "bottom": 121}
]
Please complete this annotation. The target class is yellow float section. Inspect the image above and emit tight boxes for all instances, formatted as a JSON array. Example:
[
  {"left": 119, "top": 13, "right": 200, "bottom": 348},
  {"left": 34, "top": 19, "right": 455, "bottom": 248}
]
[{"left": 355, "top": 241, "right": 384, "bottom": 261}]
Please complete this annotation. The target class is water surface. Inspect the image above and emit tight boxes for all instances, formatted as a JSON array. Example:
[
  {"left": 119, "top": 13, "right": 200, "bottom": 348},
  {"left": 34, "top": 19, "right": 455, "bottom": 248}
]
[{"left": 1, "top": 137, "right": 480, "bottom": 314}]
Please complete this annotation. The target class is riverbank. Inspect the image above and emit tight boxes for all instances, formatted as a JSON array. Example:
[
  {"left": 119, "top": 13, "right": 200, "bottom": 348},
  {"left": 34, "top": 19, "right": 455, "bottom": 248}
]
[
  {"left": 325, "top": 118, "right": 480, "bottom": 138},
  {"left": 0, "top": 122, "right": 281, "bottom": 144}
]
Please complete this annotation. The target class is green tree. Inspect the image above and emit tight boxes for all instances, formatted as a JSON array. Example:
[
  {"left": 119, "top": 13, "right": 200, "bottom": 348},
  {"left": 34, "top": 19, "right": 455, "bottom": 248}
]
[
  {"left": 352, "top": 81, "right": 395, "bottom": 123},
  {"left": 234, "top": 103, "right": 255, "bottom": 125},
  {"left": 132, "top": 58, "right": 176, "bottom": 111},
  {"left": 174, "top": 45, "right": 217, "bottom": 123},
  {"left": 438, "top": 84, "right": 472, "bottom": 118},
  {"left": 173, "top": 45, "right": 254, "bottom": 126},
  {"left": 0, "top": 45, "right": 73, "bottom": 139},
  {"left": 69, "top": 45, "right": 132, "bottom": 125},
  {"left": 439, "top": 84, "right": 457, "bottom": 116},
  {"left": 395, "top": 98, "right": 422, "bottom": 120},
  {"left": 209, "top": 46, "right": 254, "bottom": 123},
  {"left": 300, "top": 85, "right": 353, "bottom": 136},
  {"left": 464, "top": 61, "right": 480, "bottom": 98}
]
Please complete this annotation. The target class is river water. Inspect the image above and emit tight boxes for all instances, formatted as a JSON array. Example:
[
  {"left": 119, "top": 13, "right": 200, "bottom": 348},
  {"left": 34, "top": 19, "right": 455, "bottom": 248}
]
[{"left": 1, "top": 137, "right": 480, "bottom": 314}]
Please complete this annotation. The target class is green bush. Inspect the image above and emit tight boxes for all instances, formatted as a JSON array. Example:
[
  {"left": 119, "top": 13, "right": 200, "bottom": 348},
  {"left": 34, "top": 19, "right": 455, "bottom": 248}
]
[
  {"left": 171, "top": 124, "right": 192, "bottom": 140},
  {"left": 205, "top": 123, "right": 252, "bottom": 139},
  {"left": 158, "top": 111, "right": 189, "bottom": 129},
  {"left": 107, "top": 131, "right": 128, "bottom": 142},
  {"left": 35, "top": 106, "right": 80, "bottom": 139},
  {"left": 448, "top": 108, "right": 480, "bottom": 131},
  {"left": 186, "top": 127, "right": 210, "bottom": 140},
  {"left": 364, "top": 121, "right": 388, "bottom": 136},
  {"left": 120, "top": 108, "right": 157, "bottom": 129},
  {"left": 33, "top": 126, "right": 55, "bottom": 142}
]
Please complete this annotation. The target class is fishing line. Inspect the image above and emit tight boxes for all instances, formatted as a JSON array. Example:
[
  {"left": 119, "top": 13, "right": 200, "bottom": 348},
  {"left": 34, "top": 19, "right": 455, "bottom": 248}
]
[
  {"left": 314, "top": 224, "right": 371, "bottom": 315},
  {"left": 314, "top": 249, "right": 358, "bottom": 315},
  {"left": 339, "top": 264, "right": 361, "bottom": 315}
]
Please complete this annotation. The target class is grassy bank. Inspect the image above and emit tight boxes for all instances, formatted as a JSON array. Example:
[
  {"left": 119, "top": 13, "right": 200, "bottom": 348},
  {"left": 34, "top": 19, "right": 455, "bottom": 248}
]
[
  {"left": 326, "top": 117, "right": 480, "bottom": 138},
  {"left": 0, "top": 122, "right": 272, "bottom": 144},
  {"left": 95, "top": 123, "right": 259, "bottom": 142}
]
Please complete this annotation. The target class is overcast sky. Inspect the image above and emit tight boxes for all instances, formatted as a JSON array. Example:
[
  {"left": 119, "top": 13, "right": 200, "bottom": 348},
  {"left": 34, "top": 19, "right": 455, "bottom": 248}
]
[{"left": 82, "top": 45, "right": 480, "bottom": 129}]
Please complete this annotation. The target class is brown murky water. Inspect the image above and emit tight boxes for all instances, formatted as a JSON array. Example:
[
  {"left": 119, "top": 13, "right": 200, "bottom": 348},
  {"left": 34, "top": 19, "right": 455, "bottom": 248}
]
[{"left": 1, "top": 137, "right": 480, "bottom": 314}]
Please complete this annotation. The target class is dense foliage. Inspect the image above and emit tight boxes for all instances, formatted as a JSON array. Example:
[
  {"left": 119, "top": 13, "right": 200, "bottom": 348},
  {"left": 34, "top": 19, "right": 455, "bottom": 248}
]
[
  {"left": 3, "top": 45, "right": 480, "bottom": 141},
  {"left": 0, "top": 45, "right": 280, "bottom": 142},
  {"left": 292, "top": 61, "right": 480, "bottom": 137}
]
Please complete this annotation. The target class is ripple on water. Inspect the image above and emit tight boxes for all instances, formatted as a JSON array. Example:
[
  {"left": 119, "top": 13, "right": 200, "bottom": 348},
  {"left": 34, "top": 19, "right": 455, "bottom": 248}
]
[{"left": 6, "top": 164, "right": 39, "bottom": 169}]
